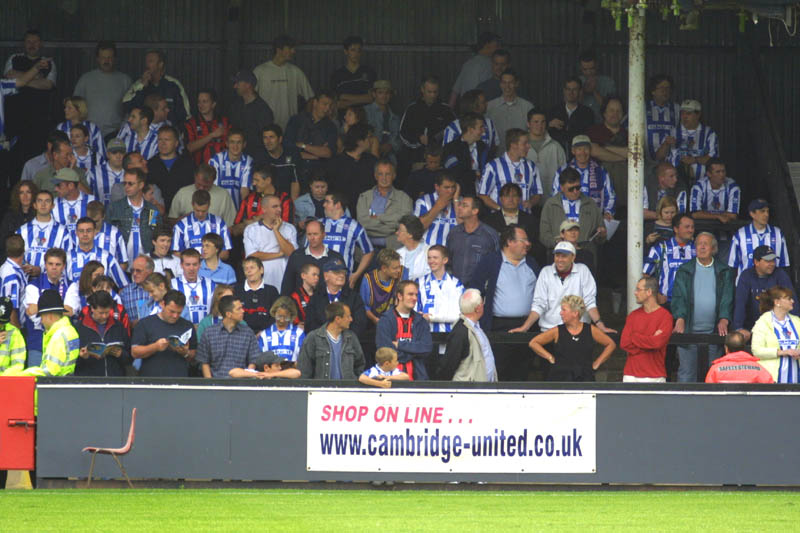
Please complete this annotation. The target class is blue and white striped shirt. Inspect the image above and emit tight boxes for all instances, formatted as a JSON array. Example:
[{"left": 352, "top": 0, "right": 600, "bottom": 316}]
[
  {"left": 257, "top": 324, "right": 305, "bottom": 362},
  {"left": 552, "top": 159, "right": 616, "bottom": 215},
  {"left": 95, "top": 222, "right": 129, "bottom": 266},
  {"left": 172, "top": 213, "right": 232, "bottom": 253},
  {"left": 643, "top": 237, "right": 696, "bottom": 301},
  {"left": 0, "top": 79, "right": 18, "bottom": 147},
  {"left": 209, "top": 151, "right": 253, "bottom": 209},
  {"left": 645, "top": 101, "right": 680, "bottom": 159},
  {"left": 0, "top": 259, "right": 27, "bottom": 311},
  {"left": 363, "top": 364, "right": 403, "bottom": 378},
  {"left": 416, "top": 272, "right": 464, "bottom": 333},
  {"left": 73, "top": 148, "right": 98, "bottom": 170},
  {"left": 66, "top": 245, "right": 129, "bottom": 288},
  {"left": 321, "top": 216, "right": 374, "bottom": 272},
  {"left": 52, "top": 192, "right": 96, "bottom": 233},
  {"left": 689, "top": 176, "right": 740, "bottom": 215},
  {"left": 116, "top": 122, "right": 160, "bottom": 160},
  {"left": 413, "top": 193, "right": 458, "bottom": 246},
  {"left": 668, "top": 123, "right": 719, "bottom": 182},
  {"left": 171, "top": 275, "right": 216, "bottom": 324},
  {"left": 479, "top": 153, "right": 542, "bottom": 212},
  {"left": 57, "top": 119, "right": 105, "bottom": 157},
  {"left": 442, "top": 117, "right": 499, "bottom": 148},
  {"left": 88, "top": 161, "right": 124, "bottom": 205},
  {"left": 728, "top": 223, "right": 789, "bottom": 278},
  {"left": 17, "top": 218, "right": 70, "bottom": 269},
  {"left": 651, "top": 187, "right": 688, "bottom": 214}
]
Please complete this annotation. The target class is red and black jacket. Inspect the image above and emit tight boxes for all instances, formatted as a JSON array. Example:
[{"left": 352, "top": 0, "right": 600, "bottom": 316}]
[{"left": 235, "top": 191, "right": 294, "bottom": 225}]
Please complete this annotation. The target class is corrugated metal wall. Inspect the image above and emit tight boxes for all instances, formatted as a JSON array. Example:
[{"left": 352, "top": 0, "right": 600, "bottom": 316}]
[{"left": 1, "top": 0, "right": 798, "bottom": 162}]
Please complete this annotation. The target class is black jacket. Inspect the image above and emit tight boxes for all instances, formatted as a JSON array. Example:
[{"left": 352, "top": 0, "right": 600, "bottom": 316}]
[
  {"left": 304, "top": 286, "right": 368, "bottom": 338},
  {"left": 437, "top": 318, "right": 471, "bottom": 380},
  {"left": 546, "top": 102, "right": 595, "bottom": 151},
  {"left": 399, "top": 99, "right": 455, "bottom": 159},
  {"left": 147, "top": 153, "right": 195, "bottom": 213},
  {"left": 280, "top": 248, "right": 345, "bottom": 297},
  {"left": 483, "top": 209, "right": 547, "bottom": 266},
  {"left": 441, "top": 139, "right": 490, "bottom": 197},
  {"left": 75, "top": 313, "right": 131, "bottom": 377},
  {"left": 233, "top": 280, "right": 279, "bottom": 335}
]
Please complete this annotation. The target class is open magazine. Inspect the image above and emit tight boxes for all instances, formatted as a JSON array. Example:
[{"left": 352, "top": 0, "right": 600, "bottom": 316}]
[
  {"left": 168, "top": 329, "right": 193, "bottom": 350},
  {"left": 85, "top": 341, "right": 124, "bottom": 358}
]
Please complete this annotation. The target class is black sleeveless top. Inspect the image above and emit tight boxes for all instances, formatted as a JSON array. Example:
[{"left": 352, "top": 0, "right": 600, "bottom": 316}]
[{"left": 554, "top": 323, "right": 594, "bottom": 373}]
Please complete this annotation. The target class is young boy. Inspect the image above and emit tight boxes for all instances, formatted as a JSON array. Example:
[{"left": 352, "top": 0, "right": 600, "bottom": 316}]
[
  {"left": 290, "top": 263, "right": 319, "bottom": 326},
  {"left": 359, "top": 347, "right": 410, "bottom": 388},
  {"left": 229, "top": 351, "right": 300, "bottom": 379},
  {"left": 198, "top": 233, "right": 236, "bottom": 284}
]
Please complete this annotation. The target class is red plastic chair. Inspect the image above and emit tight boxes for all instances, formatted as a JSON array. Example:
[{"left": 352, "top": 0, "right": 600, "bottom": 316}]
[{"left": 82, "top": 407, "right": 137, "bottom": 488}]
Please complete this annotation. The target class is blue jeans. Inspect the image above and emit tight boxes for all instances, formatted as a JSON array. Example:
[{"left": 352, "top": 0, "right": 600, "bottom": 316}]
[
  {"left": 27, "top": 350, "right": 43, "bottom": 368},
  {"left": 677, "top": 343, "right": 722, "bottom": 382}
]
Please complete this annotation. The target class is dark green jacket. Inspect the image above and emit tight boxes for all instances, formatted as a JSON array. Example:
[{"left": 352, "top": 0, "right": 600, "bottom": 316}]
[{"left": 671, "top": 258, "right": 734, "bottom": 328}]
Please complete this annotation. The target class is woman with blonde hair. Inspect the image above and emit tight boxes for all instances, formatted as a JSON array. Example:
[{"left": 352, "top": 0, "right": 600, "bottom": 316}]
[
  {"left": 751, "top": 286, "right": 800, "bottom": 382},
  {"left": 257, "top": 296, "right": 305, "bottom": 362},
  {"left": 645, "top": 195, "right": 678, "bottom": 247},
  {"left": 528, "top": 294, "right": 616, "bottom": 381},
  {"left": 57, "top": 95, "right": 105, "bottom": 156}
]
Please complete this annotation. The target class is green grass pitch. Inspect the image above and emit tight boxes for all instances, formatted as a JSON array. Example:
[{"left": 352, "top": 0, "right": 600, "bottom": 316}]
[{"left": 1, "top": 489, "right": 799, "bottom": 531}]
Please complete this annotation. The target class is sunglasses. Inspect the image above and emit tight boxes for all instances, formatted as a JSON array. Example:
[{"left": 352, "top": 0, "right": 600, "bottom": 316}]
[{"left": 567, "top": 185, "right": 581, "bottom": 192}]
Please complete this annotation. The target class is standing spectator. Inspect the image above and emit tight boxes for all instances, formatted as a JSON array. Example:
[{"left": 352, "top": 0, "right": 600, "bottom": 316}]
[
  {"left": 0, "top": 235, "right": 27, "bottom": 326},
  {"left": 88, "top": 139, "right": 126, "bottom": 206},
  {"left": 447, "top": 32, "right": 501, "bottom": 108},
  {"left": 644, "top": 162, "right": 688, "bottom": 218},
  {"left": 131, "top": 290, "right": 197, "bottom": 377},
  {"left": 620, "top": 276, "right": 674, "bottom": 382},
  {"left": 330, "top": 36, "right": 376, "bottom": 114},
  {"left": 729, "top": 199, "right": 789, "bottom": 279},
  {"left": 170, "top": 249, "right": 216, "bottom": 325},
  {"left": 234, "top": 256, "right": 279, "bottom": 334},
  {"left": 208, "top": 128, "right": 252, "bottom": 210},
  {"left": 705, "top": 332, "right": 774, "bottom": 383},
  {"left": 645, "top": 74, "right": 681, "bottom": 161},
  {"left": 52, "top": 168, "right": 96, "bottom": 233},
  {"left": 0, "top": 296, "right": 27, "bottom": 374},
  {"left": 404, "top": 145, "right": 444, "bottom": 201},
  {"left": 750, "top": 286, "right": 800, "bottom": 383},
  {"left": 356, "top": 160, "right": 413, "bottom": 249},
  {"left": 376, "top": 280, "right": 433, "bottom": 380},
  {"left": 73, "top": 41, "right": 132, "bottom": 137},
  {"left": 547, "top": 77, "right": 594, "bottom": 151},
  {"left": 733, "top": 246, "right": 799, "bottom": 341},
  {"left": 120, "top": 256, "right": 154, "bottom": 324},
  {"left": 586, "top": 96, "right": 629, "bottom": 206},
  {"left": 283, "top": 91, "right": 338, "bottom": 184},
  {"left": 122, "top": 49, "right": 191, "bottom": 128},
  {"left": 539, "top": 167, "right": 605, "bottom": 256},
  {"left": 643, "top": 213, "right": 696, "bottom": 304},
  {"left": 414, "top": 171, "right": 459, "bottom": 246},
  {"left": 33, "top": 136, "right": 89, "bottom": 193},
  {"left": 671, "top": 232, "right": 735, "bottom": 382},
  {"left": 172, "top": 189, "right": 233, "bottom": 258},
  {"left": 416, "top": 245, "right": 464, "bottom": 335},
  {"left": 253, "top": 35, "right": 314, "bottom": 129},
  {"left": 399, "top": 76, "right": 455, "bottom": 167},
  {"left": 526, "top": 108, "right": 566, "bottom": 198},
  {"left": 254, "top": 125, "right": 300, "bottom": 200},
  {"left": 149, "top": 227, "right": 182, "bottom": 279},
  {"left": 229, "top": 70, "right": 274, "bottom": 157},
  {"left": 529, "top": 294, "right": 616, "bottom": 381},
  {"left": 396, "top": 216, "right": 431, "bottom": 281},
  {"left": 197, "top": 295, "right": 261, "bottom": 378},
  {"left": 17, "top": 190, "right": 69, "bottom": 276},
  {"left": 577, "top": 49, "right": 617, "bottom": 123},
  {"left": 293, "top": 174, "right": 328, "bottom": 229},
  {"left": 479, "top": 128, "right": 542, "bottom": 212},
  {"left": 360, "top": 248, "right": 402, "bottom": 326},
  {"left": 257, "top": 296, "right": 305, "bottom": 361},
  {"left": 118, "top": 106, "right": 158, "bottom": 160},
  {"left": 0, "top": 181, "right": 37, "bottom": 262},
  {"left": 141, "top": 272, "right": 168, "bottom": 317},
  {"left": 233, "top": 165, "right": 294, "bottom": 238},
  {"left": 298, "top": 301, "right": 365, "bottom": 379},
  {"left": 364, "top": 80, "right": 401, "bottom": 160},
  {"left": 169, "top": 164, "right": 236, "bottom": 227},
  {"left": 438, "top": 288, "right": 497, "bottom": 382},
  {"left": 243, "top": 194, "right": 297, "bottom": 290},
  {"left": 195, "top": 284, "right": 234, "bottom": 342},
  {"left": 22, "top": 248, "right": 69, "bottom": 366},
  {"left": 199, "top": 233, "right": 236, "bottom": 285},
  {"left": 19, "top": 130, "right": 64, "bottom": 184},
  {"left": 662, "top": 99, "right": 719, "bottom": 183},
  {"left": 442, "top": 113, "right": 489, "bottom": 196},
  {"left": 446, "top": 195, "right": 499, "bottom": 286},
  {"left": 551, "top": 135, "right": 616, "bottom": 218},
  {"left": 148, "top": 125, "right": 195, "bottom": 210},
  {"left": 475, "top": 49, "right": 511, "bottom": 102},
  {"left": 689, "top": 158, "right": 740, "bottom": 223},
  {"left": 184, "top": 89, "right": 230, "bottom": 166},
  {"left": 280, "top": 219, "right": 344, "bottom": 296},
  {"left": 305, "top": 258, "right": 368, "bottom": 337},
  {"left": 336, "top": 105, "right": 379, "bottom": 157},
  {"left": 290, "top": 263, "right": 320, "bottom": 326},
  {"left": 486, "top": 69, "right": 534, "bottom": 149},
  {"left": 321, "top": 192, "right": 374, "bottom": 284},
  {"left": 108, "top": 168, "right": 160, "bottom": 261},
  {"left": 485, "top": 183, "right": 544, "bottom": 263},
  {"left": 327, "top": 123, "right": 378, "bottom": 213},
  {"left": 70, "top": 124, "right": 97, "bottom": 171},
  {"left": 63, "top": 261, "right": 105, "bottom": 317},
  {"left": 57, "top": 96, "right": 105, "bottom": 157},
  {"left": 442, "top": 89, "right": 499, "bottom": 150},
  {"left": 75, "top": 290, "right": 131, "bottom": 377},
  {"left": 66, "top": 217, "right": 128, "bottom": 288}
]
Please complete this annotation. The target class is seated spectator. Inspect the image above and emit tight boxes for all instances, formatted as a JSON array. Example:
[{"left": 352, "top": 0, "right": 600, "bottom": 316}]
[
  {"left": 118, "top": 106, "right": 158, "bottom": 160},
  {"left": 184, "top": 88, "right": 230, "bottom": 166},
  {"left": 252, "top": 124, "right": 298, "bottom": 200},
  {"left": 357, "top": 159, "right": 413, "bottom": 249},
  {"left": 413, "top": 171, "right": 458, "bottom": 246},
  {"left": 197, "top": 295, "right": 261, "bottom": 378},
  {"left": 75, "top": 290, "right": 131, "bottom": 377},
  {"left": 620, "top": 276, "right": 674, "bottom": 383},
  {"left": 233, "top": 164, "right": 294, "bottom": 237},
  {"left": 336, "top": 105, "right": 379, "bottom": 157},
  {"left": 87, "top": 201, "right": 128, "bottom": 270},
  {"left": 22, "top": 248, "right": 69, "bottom": 366},
  {"left": 733, "top": 246, "right": 799, "bottom": 341},
  {"left": 399, "top": 75, "right": 455, "bottom": 168},
  {"left": 283, "top": 91, "right": 338, "bottom": 183},
  {"left": 58, "top": 95, "right": 104, "bottom": 157},
  {"left": 360, "top": 248, "right": 402, "bottom": 325},
  {"left": 446, "top": 195, "right": 499, "bottom": 287},
  {"left": 728, "top": 199, "right": 789, "bottom": 280},
  {"left": 359, "top": 346, "right": 410, "bottom": 388},
  {"left": 329, "top": 122, "right": 378, "bottom": 213},
  {"left": 208, "top": 128, "right": 252, "bottom": 210},
  {"left": 705, "top": 331, "right": 773, "bottom": 383},
  {"left": 551, "top": 135, "right": 615, "bottom": 218},
  {"left": 0, "top": 235, "right": 28, "bottom": 327},
  {"left": 298, "top": 301, "right": 365, "bottom": 379},
  {"left": 555, "top": 220, "right": 596, "bottom": 275},
  {"left": 645, "top": 74, "right": 680, "bottom": 161},
  {"left": 404, "top": 145, "right": 444, "bottom": 201},
  {"left": 476, "top": 48, "right": 511, "bottom": 101},
  {"left": 364, "top": 80, "right": 401, "bottom": 160},
  {"left": 577, "top": 49, "right": 617, "bottom": 123},
  {"left": 170, "top": 249, "right": 216, "bottom": 325},
  {"left": 294, "top": 174, "right": 329, "bottom": 229},
  {"left": 416, "top": 245, "right": 464, "bottom": 335},
  {"left": 376, "top": 280, "right": 433, "bottom": 380},
  {"left": 0, "top": 297, "right": 26, "bottom": 374},
  {"left": 526, "top": 108, "right": 566, "bottom": 196},
  {"left": 528, "top": 294, "right": 615, "bottom": 381},
  {"left": 64, "top": 260, "right": 105, "bottom": 316},
  {"left": 671, "top": 232, "right": 734, "bottom": 382},
  {"left": 243, "top": 194, "right": 298, "bottom": 290},
  {"left": 20, "top": 130, "right": 64, "bottom": 184},
  {"left": 280, "top": 219, "right": 344, "bottom": 296},
  {"left": 438, "top": 288, "right": 497, "bottom": 381},
  {"left": 644, "top": 162, "right": 687, "bottom": 219},
  {"left": 33, "top": 136, "right": 90, "bottom": 194},
  {"left": 70, "top": 124, "right": 98, "bottom": 171},
  {"left": 486, "top": 69, "right": 534, "bottom": 149},
  {"left": 257, "top": 296, "right": 305, "bottom": 362},
  {"left": 396, "top": 215, "right": 430, "bottom": 281},
  {"left": 442, "top": 112, "right": 489, "bottom": 196},
  {"left": 644, "top": 196, "right": 678, "bottom": 251},
  {"left": 322, "top": 192, "right": 374, "bottom": 285},
  {"left": 169, "top": 163, "right": 237, "bottom": 227},
  {"left": 234, "top": 256, "right": 278, "bottom": 334},
  {"left": 172, "top": 189, "right": 233, "bottom": 259},
  {"left": 305, "top": 258, "right": 368, "bottom": 338},
  {"left": 443, "top": 89, "right": 499, "bottom": 150},
  {"left": 148, "top": 125, "right": 195, "bottom": 211},
  {"left": 199, "top": 233, "right": 236, "bottom": 285},
  {"left": 661, "top": 99, "right": 718, "bottom": 183},
  {"left": 229, "top": 351, "right": 300, "bottom": 379},
  {"left": 290, "top": 263, "right": 319, "bottom": 326},
  {"left": 484, "top": 182, "right": 544, "bottom": 263},
  {"left": 479, "top": 128, "right": 542, "bottom": 213},
  {"left": 52, "top": 168, "right": 96, "bottom": 233},
  {"left": 689, "top": 158, "right": 740, "bottom": 224},
  {"left": 149, "top": 226, "right": 182, "bottom": 280},
  {"left": 546, "top": 77, "right": 594, "bottom": 151},
  {"left": 196, "top": 284, "right": 235, "bottom": 344},
  {"left": 0, "top": 181, "right": 37, "bottom": 261},
  {"left": 131, "top": 290, "right": 197, "bottom": 377},
  {"left": 142, "top": 272, "right": 168, "bottom": 317},
  {"left": 643, "top": 213, "right": 696, "bottom": 304},
  {"left": 751, "top": 286, "right": 800, "bottom": 383}
]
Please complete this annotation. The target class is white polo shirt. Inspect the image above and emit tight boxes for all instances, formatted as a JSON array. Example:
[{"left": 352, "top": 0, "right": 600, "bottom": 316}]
[{"left": 531, "top": 262, "right": 597, "bottom": 330}]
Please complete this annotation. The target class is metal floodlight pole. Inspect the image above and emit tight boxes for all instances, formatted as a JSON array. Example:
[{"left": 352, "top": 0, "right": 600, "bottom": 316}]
[{"left": 627, "top": 9, "right": 646, "bottom": 313}]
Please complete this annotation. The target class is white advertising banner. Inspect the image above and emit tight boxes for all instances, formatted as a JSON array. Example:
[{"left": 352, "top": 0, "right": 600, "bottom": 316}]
[{"left": 306, "top": 391, "right": 596, "bottom": 473}]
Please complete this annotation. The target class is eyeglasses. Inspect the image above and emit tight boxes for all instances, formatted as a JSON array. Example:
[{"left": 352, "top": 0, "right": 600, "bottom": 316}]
[
  {"left": 123, "top": 181, "right": 138, "bottom": 186},
  {"left": 567, "top": 185, "right": 581, "bottom": 192}
]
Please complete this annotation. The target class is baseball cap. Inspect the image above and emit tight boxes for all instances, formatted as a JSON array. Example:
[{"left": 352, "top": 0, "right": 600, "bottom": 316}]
[
  {"left": 232, "top": 70, "right": 257, "bottom": 86},
  {"left": 322, "top": 258, "right": 347, "bottom": 273},
  {"left": 106, "top": 138, "right": 126, "bottom": 153},
  {"left": 254, "top": 351, "right": 288, "bottom": 368},
  {"left": 559, "top": 220, "right": 580, "bottom": 233},
  {"left": 0, "top": 297, "right": 12, "bottom": 324},
  {"left": 553, "top": 241, "right": 576, "bottom": 255},
  {"left": 680, "top": 99, "right": 702, "bottom": 112},
  {"left": 571, "top": 135, "right": 591, "bottom": 147},
  {"left": 373, "top": 80, "right": 393, "bottom": 91},
  {"left": 753, "top": 245, "right": 777, "bottom": 262},
  {"left": 748, "top": 198, "right": 769, "bottom": 212},
  {"left": 52, "top": 167, "right": 80, "bottom": 183}
]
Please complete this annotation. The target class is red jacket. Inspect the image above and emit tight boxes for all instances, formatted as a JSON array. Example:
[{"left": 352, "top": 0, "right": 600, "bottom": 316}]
[
  {"left": 184, "top": 115, "right": 230, "bottom": 165},
  {"left": 235, "top": 191, "right": 294, "bottom": 224},
  {"left": 705, "top": 351, "right": 774, "bottom": 383}
]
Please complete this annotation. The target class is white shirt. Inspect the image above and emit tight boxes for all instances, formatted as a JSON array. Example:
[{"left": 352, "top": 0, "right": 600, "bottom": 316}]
[
  {"left": 243, "top": 221, "right": 298, "bottom": 290},
  {"left": 398, "top": 242, "right": 431, "bottom": 282},
  {"left": 531, "top": 262, "right": 597, "bottom": 330}
]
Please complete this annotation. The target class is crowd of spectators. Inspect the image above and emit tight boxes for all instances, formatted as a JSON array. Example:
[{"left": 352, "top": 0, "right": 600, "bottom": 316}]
[{"left": 0, "top": 29, "right": 793, "bottom": 385}]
